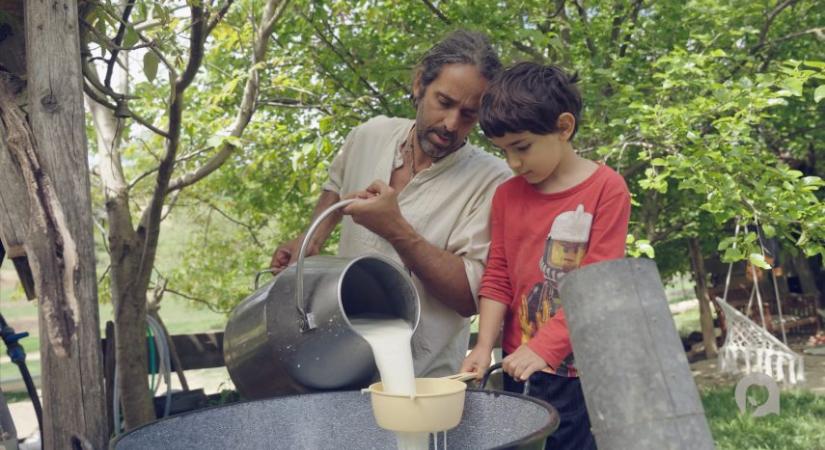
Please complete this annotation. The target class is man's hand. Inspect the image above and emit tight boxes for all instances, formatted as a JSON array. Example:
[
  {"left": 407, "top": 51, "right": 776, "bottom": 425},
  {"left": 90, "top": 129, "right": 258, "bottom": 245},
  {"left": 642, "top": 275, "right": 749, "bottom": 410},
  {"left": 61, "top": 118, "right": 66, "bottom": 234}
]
[
  {"left": 460, "top": 346, "right": 493, "bottom": 380},
  {"left": 502, "top": 344, "right": 548, "bottom": 381},
  {"left": 269, "top": 234, "right": 318, "bottom": 274},
  {"left": 343, "top": 180, "right": 407, "bottom": 240}
]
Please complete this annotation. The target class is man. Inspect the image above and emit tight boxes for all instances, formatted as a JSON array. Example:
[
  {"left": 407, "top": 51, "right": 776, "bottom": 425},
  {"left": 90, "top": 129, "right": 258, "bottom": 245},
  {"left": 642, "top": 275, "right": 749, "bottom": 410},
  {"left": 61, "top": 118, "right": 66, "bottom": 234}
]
[{"left": 270, "top": 30, "right": 511, "bottom": 377}]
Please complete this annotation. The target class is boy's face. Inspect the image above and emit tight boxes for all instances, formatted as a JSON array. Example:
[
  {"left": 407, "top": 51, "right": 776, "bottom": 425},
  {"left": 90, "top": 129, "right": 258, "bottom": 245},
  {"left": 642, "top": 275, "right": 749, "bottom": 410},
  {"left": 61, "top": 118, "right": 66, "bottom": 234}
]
[
  {"left": 490, "top": 131, "right": 566, "bottom": 186},
  {"left": 413, "top": 63, "right": 488, "bottom": 158},
  {"left": 489, "top": 113, "right": 576, "bottom": 188}
]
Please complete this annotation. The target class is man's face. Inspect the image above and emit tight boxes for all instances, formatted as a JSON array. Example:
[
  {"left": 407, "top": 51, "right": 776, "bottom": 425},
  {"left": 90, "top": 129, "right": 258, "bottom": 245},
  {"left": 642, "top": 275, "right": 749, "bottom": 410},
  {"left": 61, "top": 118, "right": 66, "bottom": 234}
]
[{"left": 413, "top": 64, "right": 488, "bottom": 159}]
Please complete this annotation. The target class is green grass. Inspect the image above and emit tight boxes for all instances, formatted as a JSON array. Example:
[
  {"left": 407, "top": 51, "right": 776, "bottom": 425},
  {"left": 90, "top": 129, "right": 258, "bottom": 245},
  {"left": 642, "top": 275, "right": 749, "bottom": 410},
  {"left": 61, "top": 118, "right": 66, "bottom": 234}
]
[
  {"left": 1, "top": 390, "right": 31, "bottom": 403},
  {"left": 702, "top": 385, "right": 825, "bottom": 449},
  {"left": 665, "top": 273, "right": 696, "bottom": 304},
  {"left": 673, "top": 307, "right": 702, "bottom": 337},
  {"left": 1, "top": 296, "right": 225, "bottom": 337},
  {"left": 0, "top": 293, "right": 226, "bottom": 386},
  {"left": 0, "top": 361, "right": 40, "bottom": 382}
]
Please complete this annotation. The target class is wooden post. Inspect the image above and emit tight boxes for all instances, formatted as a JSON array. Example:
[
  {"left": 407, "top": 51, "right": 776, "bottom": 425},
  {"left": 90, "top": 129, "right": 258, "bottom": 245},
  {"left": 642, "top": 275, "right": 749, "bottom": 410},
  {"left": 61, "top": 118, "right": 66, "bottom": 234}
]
[
  {"left": 0, "top": 3, "right": 36, "bottom": 300},
  {"left": 7, "top": 0, "right": 109, "bottom": 448}
]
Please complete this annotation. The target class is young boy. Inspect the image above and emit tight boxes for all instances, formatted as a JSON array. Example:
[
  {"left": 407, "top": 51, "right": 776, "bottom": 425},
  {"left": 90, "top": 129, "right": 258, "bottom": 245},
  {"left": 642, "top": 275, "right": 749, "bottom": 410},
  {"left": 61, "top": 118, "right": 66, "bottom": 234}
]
[{"left": 460, "top": 62, "right": 631, "bottom": 449}]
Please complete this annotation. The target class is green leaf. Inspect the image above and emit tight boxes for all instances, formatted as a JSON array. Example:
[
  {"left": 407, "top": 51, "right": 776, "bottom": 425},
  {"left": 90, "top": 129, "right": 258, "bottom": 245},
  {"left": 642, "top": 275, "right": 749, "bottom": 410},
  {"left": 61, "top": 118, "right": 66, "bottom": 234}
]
[
  {"left": 814, "top": 85, "right": 825, "bottom": 103},
  {"left": 723, "top": 247, "right": 744, "bottom": 261},
  {"left": 123, "top": 28, "right": 139, "bottom": 48},
  {"left": 143, "top": 52, "right": 159, "bottom": 83},
  {"left": 718, "top": 236, "right": 735, "bottom": 251},
  {"left": 637, "top": 241, "right": 655, "bottom": 258},
  {"left": 748, "top": 253, "right": 771, "bottom": 270},
  {"left": 781, "top": 78, "right": 804, "bottom": 96}
]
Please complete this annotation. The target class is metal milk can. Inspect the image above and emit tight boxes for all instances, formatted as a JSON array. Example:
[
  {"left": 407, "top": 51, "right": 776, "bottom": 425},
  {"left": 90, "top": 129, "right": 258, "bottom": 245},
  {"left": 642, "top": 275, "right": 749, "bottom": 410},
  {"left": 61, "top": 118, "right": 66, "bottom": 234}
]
[{"left": 223, "top": 200, "right": 420, "bottom": 398}]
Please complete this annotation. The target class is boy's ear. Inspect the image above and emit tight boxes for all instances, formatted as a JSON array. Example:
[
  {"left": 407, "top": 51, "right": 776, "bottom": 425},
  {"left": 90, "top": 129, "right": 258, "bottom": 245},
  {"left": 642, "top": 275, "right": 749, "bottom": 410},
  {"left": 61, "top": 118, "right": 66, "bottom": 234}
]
[{"left": 556, "top": 113, "right": 576, "bottom": 142}]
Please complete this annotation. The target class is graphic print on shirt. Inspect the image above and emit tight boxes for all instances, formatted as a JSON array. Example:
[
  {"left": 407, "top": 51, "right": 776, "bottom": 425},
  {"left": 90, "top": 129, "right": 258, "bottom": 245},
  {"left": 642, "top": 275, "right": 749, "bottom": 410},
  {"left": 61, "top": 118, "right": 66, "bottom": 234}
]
[{"left": 520, "top": 204, "right": 593, "bottom": 376}]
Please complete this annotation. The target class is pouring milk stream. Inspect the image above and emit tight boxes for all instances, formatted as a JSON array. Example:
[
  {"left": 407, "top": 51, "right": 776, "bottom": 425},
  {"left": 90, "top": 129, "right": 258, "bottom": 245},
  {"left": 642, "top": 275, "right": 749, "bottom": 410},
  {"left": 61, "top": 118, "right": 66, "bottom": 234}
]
[{"left": 350, "top": 317, "right": 431, "bottom": 450}]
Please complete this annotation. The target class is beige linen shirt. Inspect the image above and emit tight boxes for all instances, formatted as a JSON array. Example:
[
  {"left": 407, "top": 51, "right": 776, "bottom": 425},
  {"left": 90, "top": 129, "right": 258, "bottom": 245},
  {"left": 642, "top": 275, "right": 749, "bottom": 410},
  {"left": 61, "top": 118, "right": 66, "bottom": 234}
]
[{"left": 323, "top": 116, "right": 511, "bottom": 376}]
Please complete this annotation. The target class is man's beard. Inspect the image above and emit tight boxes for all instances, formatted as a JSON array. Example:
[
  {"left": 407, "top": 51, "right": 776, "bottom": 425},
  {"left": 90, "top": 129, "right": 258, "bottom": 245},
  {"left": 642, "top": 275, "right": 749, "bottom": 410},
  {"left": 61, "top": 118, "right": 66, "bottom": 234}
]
[{"left": 417, "top": 127, "right": 460, "bottom": 159}]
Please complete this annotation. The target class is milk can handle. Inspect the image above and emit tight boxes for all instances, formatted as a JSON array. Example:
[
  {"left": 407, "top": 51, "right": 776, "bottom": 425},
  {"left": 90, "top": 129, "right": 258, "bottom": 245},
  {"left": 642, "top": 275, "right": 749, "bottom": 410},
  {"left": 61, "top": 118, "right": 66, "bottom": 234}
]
[{"left": 295, "top": 198, "right": 357, "bottom": 332}]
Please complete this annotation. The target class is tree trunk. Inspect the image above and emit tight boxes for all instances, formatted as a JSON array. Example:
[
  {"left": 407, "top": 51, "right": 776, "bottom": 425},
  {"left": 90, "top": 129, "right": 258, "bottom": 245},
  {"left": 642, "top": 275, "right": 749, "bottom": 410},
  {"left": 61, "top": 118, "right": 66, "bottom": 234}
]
[
  {"left": 112, "top": 271, "right": 155, "bottom": 429},
  {"left": 6, "top": 1, "right": 109, "bottom": 448},
  {"left": 789, "top": 252, "right": 821, "bottom": 300},
  {"left": 688, "top": 238, "right": 718, "bottom": 358},
  {"left": 84, "top": 46, "right": 158, "bottom": 428},
  {"left": 78, "top": 0, "right": 288, "bottom": 430}
]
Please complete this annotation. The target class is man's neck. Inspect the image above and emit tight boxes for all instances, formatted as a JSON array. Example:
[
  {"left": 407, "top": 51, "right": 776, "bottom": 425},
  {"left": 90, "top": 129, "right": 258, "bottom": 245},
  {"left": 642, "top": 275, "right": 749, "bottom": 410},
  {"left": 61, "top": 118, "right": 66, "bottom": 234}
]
[{"left": 412, "top": 132, "right": 435, "bottom": 172}]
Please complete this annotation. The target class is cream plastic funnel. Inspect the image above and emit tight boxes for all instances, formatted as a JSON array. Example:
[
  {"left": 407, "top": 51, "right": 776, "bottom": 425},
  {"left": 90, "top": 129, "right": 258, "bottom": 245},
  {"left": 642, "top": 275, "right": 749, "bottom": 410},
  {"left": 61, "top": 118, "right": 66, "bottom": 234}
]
[{"left": 365, "top": 377, "right": 468, "bottom": 433}]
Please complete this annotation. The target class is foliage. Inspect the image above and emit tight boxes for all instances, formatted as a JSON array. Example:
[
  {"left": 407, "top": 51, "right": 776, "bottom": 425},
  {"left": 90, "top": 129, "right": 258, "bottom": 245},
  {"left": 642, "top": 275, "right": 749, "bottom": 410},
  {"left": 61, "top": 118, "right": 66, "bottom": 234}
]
[{"left": 81, "top": 0, "right": 824, "bottom": 313}]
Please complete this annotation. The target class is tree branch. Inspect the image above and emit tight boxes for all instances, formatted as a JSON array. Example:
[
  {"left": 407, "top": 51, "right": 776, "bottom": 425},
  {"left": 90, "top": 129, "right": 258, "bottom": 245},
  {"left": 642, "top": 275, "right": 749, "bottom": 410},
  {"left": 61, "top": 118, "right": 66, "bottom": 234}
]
[
  {"left": 317, "top": 14, "right": 408, "bottom": 94},
  {"left": 207, "top": 1, "right": 236, "bottom": 35},
  {"left": 176, "top": 5, "right": 207, "bottom": 93},
  {"left": 82, "top": 80, "right": 170, "bottom": 138},
  {"left": 195, "top": 195, "right": 264, "bottom": 247},
  {"left": 137, "top": 4, "right": 209, "bottom": 287},
  {"left": 755, "top": 26, "right": 825, "bottom": 50},
  {"left": 105, "top": 0, "right": 136, "bottom": 89},
  {"left": 163, "top": 288, "right": 230, "bottom": 314},
  {"left": 513, "top": 41, "right": 545, "bottom": 61},
  {"left": 298, "top": 8, "right": 393, "bottom": 114},
  {"left": 756, "top": 0, "right": 800, "bottom": 50},
  {"left": 572, "top": 0, "right": 598, "bottom": 58},
  {"left": 160, "top": 191, "right": 180, "bottom": 222},
  {"left": 618, "top": 0, "right": 643, "bottom": 58},
  {"left": 87, "top": 6, "right": 179, "bottom": 80},
  {"left": 165, "top": 0, "right": 290, "bottom": 195},
  {"left": 260, "top": 97, "right": 330, "bottom": 112},
  {"left": 420, "top": 0, "right": 451, "bottom": 24}
]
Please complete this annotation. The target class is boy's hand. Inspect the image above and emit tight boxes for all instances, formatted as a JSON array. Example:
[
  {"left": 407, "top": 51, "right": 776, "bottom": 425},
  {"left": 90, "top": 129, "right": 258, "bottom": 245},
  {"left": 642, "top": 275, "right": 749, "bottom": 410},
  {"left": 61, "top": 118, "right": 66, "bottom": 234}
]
[
  {"left": 502, "top": 344, "right": 547, "bottom": 381},
  {"left": 460, "top": 347, "right": 492, "bottom": 380}
]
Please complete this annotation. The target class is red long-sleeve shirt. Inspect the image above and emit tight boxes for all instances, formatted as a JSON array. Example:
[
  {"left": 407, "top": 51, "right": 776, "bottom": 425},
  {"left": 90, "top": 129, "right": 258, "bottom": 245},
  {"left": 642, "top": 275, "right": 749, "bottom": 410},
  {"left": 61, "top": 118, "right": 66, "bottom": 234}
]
[{"left": 478, "top": 164, "right": 631, "bottom": 377}]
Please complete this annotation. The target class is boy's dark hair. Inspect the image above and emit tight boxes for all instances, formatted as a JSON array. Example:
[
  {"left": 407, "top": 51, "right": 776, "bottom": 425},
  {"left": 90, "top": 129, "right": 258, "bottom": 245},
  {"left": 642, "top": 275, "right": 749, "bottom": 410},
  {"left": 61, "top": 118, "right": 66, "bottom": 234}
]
[
  {"left": 480, "top": 62, "right": 582, "bottom": 140},
  {"left": 412, "top": 30, "right": 502, "bottom": 105}
]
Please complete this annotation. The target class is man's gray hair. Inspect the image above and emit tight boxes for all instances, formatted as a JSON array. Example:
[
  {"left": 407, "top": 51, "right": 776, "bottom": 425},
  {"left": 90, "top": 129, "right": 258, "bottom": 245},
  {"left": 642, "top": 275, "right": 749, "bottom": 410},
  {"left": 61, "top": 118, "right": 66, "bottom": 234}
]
[{"left": 412, "top": 30, "right": 501, "bottom": 104}]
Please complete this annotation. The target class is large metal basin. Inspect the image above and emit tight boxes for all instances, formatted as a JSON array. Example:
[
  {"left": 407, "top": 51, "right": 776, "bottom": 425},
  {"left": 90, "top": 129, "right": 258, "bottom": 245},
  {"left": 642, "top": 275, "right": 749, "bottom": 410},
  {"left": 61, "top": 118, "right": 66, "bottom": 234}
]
[{"left": 111, "top": 388, "right": 558, "bottom": 449}]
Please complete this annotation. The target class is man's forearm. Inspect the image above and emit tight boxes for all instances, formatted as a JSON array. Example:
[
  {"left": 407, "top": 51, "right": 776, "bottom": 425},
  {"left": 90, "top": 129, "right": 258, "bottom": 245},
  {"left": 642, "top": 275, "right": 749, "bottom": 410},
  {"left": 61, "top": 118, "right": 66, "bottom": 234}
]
[{"left": 386, "top": 218, "right": 476, "bottom": 317}]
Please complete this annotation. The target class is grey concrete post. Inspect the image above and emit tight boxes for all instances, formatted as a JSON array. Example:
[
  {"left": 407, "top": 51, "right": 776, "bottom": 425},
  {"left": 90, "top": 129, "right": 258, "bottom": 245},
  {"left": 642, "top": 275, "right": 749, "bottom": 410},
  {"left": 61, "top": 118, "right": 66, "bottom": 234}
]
[
  {"left": 559, "top": 258, "right": 714, "bottom": 450},
  {"left": 0, "top": 390, "right": 18, "bottom": 450}
]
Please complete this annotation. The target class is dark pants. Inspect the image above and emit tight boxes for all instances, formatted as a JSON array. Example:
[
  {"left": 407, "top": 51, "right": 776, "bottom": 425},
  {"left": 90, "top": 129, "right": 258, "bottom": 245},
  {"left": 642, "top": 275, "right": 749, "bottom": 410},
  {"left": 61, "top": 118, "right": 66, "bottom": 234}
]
[{"left": 503, "top": 370, "right": 597, "bottom": 450}]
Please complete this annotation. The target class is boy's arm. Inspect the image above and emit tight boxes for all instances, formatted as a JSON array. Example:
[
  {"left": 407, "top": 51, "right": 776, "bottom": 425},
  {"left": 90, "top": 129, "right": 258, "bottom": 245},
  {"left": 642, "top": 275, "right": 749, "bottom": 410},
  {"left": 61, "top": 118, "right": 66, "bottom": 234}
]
[
  {"left": 461, "top": 298, "right": 507, "bottom": 377},
  {"left": 474, "top": 298, "right": 508, "bottom": 351},
  {"left": 528, "top": 184, "right": 631, "bottom": 369},
  {"left": 462, "top": 186, "right": 512, "bottom": 377}
]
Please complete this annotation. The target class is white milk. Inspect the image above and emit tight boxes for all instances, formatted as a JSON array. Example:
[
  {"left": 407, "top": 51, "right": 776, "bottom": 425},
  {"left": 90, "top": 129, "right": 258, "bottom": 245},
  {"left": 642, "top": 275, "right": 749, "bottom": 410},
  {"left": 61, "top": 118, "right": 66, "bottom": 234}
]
[{"left": 349, "top": 317, "right": 430, "bottom": 450}]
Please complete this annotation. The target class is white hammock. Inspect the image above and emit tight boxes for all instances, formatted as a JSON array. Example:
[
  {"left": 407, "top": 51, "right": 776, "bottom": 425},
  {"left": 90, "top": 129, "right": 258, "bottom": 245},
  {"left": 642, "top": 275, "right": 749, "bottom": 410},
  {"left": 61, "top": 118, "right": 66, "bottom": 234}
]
[
  {"left": 714, "top": 218, "right": 805, "bottom": 385},
  {"left": 716, "top": 296, "right": 805, "bottom": 385}
]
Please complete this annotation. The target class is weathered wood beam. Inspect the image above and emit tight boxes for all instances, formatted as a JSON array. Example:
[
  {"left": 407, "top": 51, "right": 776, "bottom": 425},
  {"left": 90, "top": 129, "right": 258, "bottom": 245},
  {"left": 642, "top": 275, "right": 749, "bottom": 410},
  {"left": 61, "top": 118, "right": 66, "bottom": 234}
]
[{"left": 22, "top": 0, "right": 107, "bottom": 448}]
